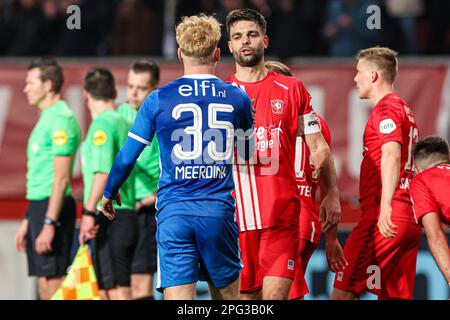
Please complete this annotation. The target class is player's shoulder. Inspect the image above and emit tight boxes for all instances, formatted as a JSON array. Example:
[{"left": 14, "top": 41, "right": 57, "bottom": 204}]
[
  {"left": 271, "top": 71, "right": 305, "bottom": 90},
  {"left": 91, "top": 110, "right": 119, "bottom": 130},
  {"left": 49, "top": 101, "right": 80, "bottom": 128},
  {"left": 420, "top": 164, "right": 450, "bottom": 178},
  {"left": 52, "top": 100, "right": 76, "bottom": 118},
  {"left": 220, "top": 78, "right": 249, "bottom": 97},
  {"left": 139, "top": 89, "right": 160, "bottom": 111},
  {"left": 377, "top": 93, "right": 409, "bottom": 111},
  {"left": 411, "top": 165, "right": 442, "bottom": 188}
]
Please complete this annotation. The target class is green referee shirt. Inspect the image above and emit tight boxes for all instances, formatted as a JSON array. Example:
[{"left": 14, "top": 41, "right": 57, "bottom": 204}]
[
  {"left": 117, "top": 102, "right": 160, "bottom": 200},
  {"left": 81, "top": 109, "right": 135, "bottom": 210},
  {"left": 26, "top": 100, "right": 81, "bottom": 200}
]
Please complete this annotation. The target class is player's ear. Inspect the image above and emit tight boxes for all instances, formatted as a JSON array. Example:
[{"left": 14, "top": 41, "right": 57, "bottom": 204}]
[
  {"left": 263, "top": 35, "right": 269, "bottom": 49},
  {"left": 177, "top": 48, "right": 183, "bottom": 63},
  {"left": 83, "top": 90, "right": 91, "bottom": 104},
  {"left": 112, "top": 88, "right": 117, "bottom": 100},
  {"left": 43, "top": 79, "right": 53, "bottom": 94},
  {"left": 371, "top": 71, "right": 378, "bottom": 83},
  {"left": 214, "top": 48, "right": 220, "bottom": 62},
  {"left": 228, "top": 40, "right": 233, "bottom": 54}
]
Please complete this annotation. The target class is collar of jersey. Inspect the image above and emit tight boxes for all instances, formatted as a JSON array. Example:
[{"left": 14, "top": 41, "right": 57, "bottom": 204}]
[
  {"left": 181, "top": 74, "right": 219, "bottom": 79},
  {"left": 41, "top": 100, "right": 64, "bottom": 116}
]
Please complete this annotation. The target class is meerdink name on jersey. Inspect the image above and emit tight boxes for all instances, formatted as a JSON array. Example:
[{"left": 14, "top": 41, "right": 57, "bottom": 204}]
[{"left": 175, "top": 164, "right": 227, "bottom": 179}]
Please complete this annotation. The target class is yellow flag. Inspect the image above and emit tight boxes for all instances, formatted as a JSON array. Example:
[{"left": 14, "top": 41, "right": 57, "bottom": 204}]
[{"left": 51, "top": 244, "right": 101, "bottom": 300}]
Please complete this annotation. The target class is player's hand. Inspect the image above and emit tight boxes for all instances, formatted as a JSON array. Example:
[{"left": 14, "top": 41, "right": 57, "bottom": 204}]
[
  {"left": 78, "top": 215, "right": 99, "bottom": 245},
  {"left": 15, "top": 219, "right": 29, "bottom": 253},
  {"left": 101, "top": 193, "right": 121, "bottom": 220},
  {"left": 35, "top": 224, "right": 55, "bottom": 255},
  {"left": 325, "top": 238, "right": 348, "bottom": 273},
  {"left": 378, "top": 205, "right": 398, "bottom": 238},
  {"left": 319, "top": 192, "right": 341, "bottom": 232}
]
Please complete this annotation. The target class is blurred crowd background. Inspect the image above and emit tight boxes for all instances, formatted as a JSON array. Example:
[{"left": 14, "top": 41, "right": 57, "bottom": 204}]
[{"left": 0, "top": 0, "right": 449, "bottom": 59}]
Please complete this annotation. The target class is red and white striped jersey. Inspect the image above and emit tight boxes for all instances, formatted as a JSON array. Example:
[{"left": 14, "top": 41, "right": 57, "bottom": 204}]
[{"left": 226, "top": 71, "right": 321, "bottom": 231}]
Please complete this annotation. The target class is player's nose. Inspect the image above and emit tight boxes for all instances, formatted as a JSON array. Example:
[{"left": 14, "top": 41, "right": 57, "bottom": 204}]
[{"left": 242, "top": 35, "right": 250, "bottom": 45}]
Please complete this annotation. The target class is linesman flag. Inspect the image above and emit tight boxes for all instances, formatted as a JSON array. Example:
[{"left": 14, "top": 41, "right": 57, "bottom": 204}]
[{"left": 51, "top": 244, "right": 100, "bottom": 300}]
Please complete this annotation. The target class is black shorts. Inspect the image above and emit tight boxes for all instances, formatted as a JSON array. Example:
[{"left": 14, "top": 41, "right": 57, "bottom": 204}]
[
  {"left": 91, "top": 209, "right": 138, "bottom": 290},
  {"left": 132, "top": 204, "right": 157, "bottom": 274},
  {"left": 25, "top": 196, "right": 76, "bottom": 278}
]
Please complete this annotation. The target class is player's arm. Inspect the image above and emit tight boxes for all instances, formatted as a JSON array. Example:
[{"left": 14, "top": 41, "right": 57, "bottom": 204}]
[
  {"left": 36, "top": 156, "right": 73, "bottom": 253},
  {"left": 324, "top": 225, "right": 348, "bottom": 272},
  {"left": 303, "top": 131, "right": 340, "bottom": 232},
  {"left": 422, "top": 212, "right": 450, "bottom": 284},
  {"left": 102, "top": 137, "right": 146, "bottom": 219},
  {"left": 45, "top": 156, "right": 73, "bottom": 222},
  {"left": 36, "top": 117, "right": 79, "bottom": 254},
  {"left": 79, "top": 172, "right": 108, "bottom": 245},
  {"left": 378, "top": 141, "right": 401, "bottom": 238},
  {"left": 86, "top": 173, "right": 109, "bottom": 212}
]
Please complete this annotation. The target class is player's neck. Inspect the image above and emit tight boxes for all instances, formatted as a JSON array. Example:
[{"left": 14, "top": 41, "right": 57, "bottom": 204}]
[
  {"left": 234, "top": 62, "right": 267, "bottom": 83},
  {"left": 89, "top": 100, "right": 115, "bottom": 118},
  {"left": 38, "top": 93, "right": 60, "bottom": 111},
  {"left": 183, "top": 64, "right": 216, "bottom": 77},
  {"left": 422, "top": 160, "right": 449, "bottom": 171},
  {"left": 370, "top": 84, "right": 395, "bottom": 106}
]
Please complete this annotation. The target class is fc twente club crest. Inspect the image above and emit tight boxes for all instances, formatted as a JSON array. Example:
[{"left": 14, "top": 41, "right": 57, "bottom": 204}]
[{"left": 271, "top": 99, "right": 284, "bottom": 115}]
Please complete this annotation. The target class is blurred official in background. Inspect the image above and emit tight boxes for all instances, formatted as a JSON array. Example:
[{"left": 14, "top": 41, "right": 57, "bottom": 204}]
[
  {"left": 78, "top": 67, "right": 137, "bottom": 300},
  {"left": 14, "top": 58, "right": 81, "bottom": 300},
  {"left": 117, "top": 60, "right": 160, "bottom": 300}
]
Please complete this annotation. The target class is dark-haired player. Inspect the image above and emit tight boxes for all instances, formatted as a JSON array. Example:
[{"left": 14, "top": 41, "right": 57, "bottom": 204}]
[{"left": 410, "top": 136, "right": 450, "bottom": 287}]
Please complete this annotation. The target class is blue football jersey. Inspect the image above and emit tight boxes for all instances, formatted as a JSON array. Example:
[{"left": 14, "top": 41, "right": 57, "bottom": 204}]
[{"left": 128, "top": 74, "right": 253, "bottom": 217}]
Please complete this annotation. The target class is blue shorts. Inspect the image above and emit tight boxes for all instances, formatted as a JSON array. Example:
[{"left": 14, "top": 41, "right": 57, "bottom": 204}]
[{"left": 155, "top": 202, "right": 241, "bottom": 291}]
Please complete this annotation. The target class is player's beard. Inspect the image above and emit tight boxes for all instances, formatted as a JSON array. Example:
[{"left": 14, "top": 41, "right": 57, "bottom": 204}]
[{"left": 233, "top": 46, "right": 264, "bottom": 67}]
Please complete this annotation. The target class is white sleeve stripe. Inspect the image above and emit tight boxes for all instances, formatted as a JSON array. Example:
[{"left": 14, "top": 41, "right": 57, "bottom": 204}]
[{"left": 128, "top": 132, "right": 151, "bottom": 145}]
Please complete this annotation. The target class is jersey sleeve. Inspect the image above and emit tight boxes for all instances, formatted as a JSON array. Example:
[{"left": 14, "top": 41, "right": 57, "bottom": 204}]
[
  {"left": 410, "top": 175, "right": 439, "bottom": 225},
  {"left": 129, "top": 90, "right": 158, "bottom": 145},
  {"left": 317, "top": 113, "right": 332, "bottom": 146},
  {"left": 50, "top": 115, "right": 80, "bottom": 156},
  {"left": 147, "top": 139, "right": 160, "bottom": 193},
  {"left": 90, "top": 119, "right": 116, "bottom": 174},
  {"left": 375, "top": 103, "right": 404, "bottom": 145},
  {"left": 295, "top": 79, "right": 321, "bottom": 135}
]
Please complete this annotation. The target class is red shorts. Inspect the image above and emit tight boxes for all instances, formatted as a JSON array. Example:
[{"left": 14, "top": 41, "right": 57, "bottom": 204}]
[
  {"left": 239, "top": 225, "right": 299, "bottom": 293},
  {"left": 289, "top": 239, "right": 319, "bottom": 299},
  {"left": 299, "top": 205, "right": 322, "bottom": 244},
  {"left": 333, "top": 218, "right": 421, "bottom": 299}
]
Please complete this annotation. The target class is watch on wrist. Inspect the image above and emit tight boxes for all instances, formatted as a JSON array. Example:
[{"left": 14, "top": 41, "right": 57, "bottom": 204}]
[
  {"left": 44, "top": 217, "right": 58, "bottom": 227},
  {"left": 82, "top": 208, "right": 97, "bottom": 217}
]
